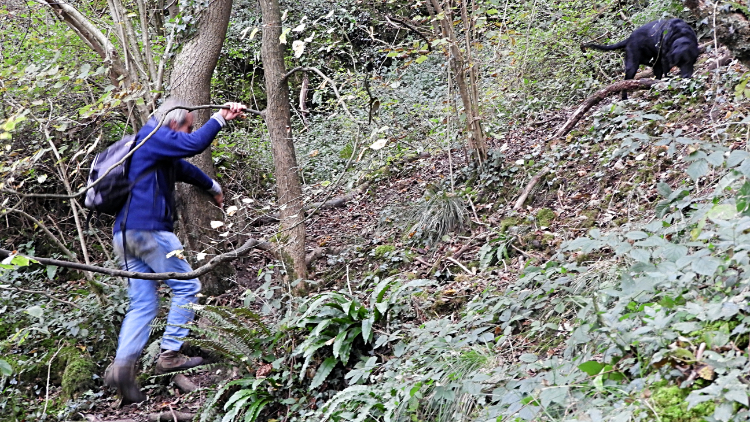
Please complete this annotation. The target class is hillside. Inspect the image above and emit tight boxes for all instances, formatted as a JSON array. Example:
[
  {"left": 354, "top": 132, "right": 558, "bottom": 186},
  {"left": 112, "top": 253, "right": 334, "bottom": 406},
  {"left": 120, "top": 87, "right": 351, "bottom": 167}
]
[
  {"left": 70, "top": 46, "right": 750, "bottom": 422},
  {"left": 2, "top": 0, "right": 750, "bottom": 421}
]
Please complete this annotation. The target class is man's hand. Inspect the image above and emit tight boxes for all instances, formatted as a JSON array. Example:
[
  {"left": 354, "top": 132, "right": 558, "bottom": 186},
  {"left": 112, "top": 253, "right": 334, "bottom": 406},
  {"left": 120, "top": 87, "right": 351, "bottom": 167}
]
[
  {"left": 214, "top": 192, "right": 224, "bottom": 208},
  {"left": 219, "top": 102, "right": 246, "bottom": 121}
]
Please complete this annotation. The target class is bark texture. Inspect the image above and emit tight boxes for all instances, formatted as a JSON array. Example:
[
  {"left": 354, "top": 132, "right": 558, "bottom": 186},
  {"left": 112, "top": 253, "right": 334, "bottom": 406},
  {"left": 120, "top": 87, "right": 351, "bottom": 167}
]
[
  {"left": 259, "top": 0, "right": 308, "bottom": 289},
  {"left": 685, "top": 1, "right": 750, "bottom": 68},
  {"left": 428, "top": 0, "right": 487, "bottom": 163},
  {"left": 170, "top": 0, "right": 235, "bottom": 296}
]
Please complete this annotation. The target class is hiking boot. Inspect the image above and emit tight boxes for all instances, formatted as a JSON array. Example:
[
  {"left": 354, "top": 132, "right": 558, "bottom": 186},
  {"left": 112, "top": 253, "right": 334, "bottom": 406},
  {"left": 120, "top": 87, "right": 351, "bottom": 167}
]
[
  {"left": 155, "top": 350, "right": 203, "bottom": 374},
  {"left": 104, "top": 362, "right": 146, "bottom": 404}
]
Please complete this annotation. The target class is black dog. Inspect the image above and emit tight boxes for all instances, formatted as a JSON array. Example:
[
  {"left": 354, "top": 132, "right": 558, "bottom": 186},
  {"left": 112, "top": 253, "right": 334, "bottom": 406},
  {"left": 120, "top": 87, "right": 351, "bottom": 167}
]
[{"left": 581, "top": 18, "right": 699, "bottom": 99}]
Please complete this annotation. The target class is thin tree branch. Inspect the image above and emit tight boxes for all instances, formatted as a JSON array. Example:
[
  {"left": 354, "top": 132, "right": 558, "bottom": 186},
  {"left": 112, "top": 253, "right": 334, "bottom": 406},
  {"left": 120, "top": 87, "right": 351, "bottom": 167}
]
[
  {"left": 552, "top": 79, "right": 660, "bottom": 139},
  {"left": 0, "top": 286, "right": 81, "bottom": 309},
  {"left": 282, "top": 67, "right": 360, "bottom": 123},
  {"left": 4, "top": 207, "right": 76, "bottom": 260},
  {"left": 0, "top": 104, "right": 264, "bottom": 200},
  {"left": 385, "top": 15, "right": 432, "bottom": 51},
  {"left": 513, "top": 167, "right": 550, "bottom": 210},
  {"left": 0, "top": 237, "right": 270, "bottom": 281}
]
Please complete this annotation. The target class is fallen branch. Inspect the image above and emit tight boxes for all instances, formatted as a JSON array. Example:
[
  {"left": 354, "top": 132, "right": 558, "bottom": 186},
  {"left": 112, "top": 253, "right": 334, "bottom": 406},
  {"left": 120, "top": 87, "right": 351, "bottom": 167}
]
[
  {"left": 147, "top": 411, "right": 194, "bottom": 422},
  {"left": 552, "top": 79, "right": 659, "bottom": 139},
  {"left": 0, "top": 237, "right": 270, "bottom": 281},
  {"left": 513, "top": 167, "right": 550, "bottom": 210}
]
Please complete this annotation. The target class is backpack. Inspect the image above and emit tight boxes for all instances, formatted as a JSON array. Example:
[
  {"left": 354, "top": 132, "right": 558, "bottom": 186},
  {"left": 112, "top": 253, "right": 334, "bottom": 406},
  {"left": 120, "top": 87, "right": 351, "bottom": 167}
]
[{"left": 84, "top": 135, "right": 138, "bottom": 216}]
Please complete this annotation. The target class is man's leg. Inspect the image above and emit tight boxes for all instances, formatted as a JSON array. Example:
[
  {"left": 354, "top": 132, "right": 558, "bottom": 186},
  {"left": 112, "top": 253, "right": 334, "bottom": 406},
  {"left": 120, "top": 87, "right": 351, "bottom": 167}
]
[
  {"left": 137, "top": 231, "right": 203, "bottom": 373},
  {"left": 108, "top": 231, "right": 159, "bottom": 403}
]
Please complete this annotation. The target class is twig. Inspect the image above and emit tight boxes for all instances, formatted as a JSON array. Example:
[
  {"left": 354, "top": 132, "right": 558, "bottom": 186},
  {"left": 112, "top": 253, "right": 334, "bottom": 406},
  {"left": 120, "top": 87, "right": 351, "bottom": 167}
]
[
  {"left": 446, "top": 257, "right": 473, "bottom": 274},
  {"left": 168, "top": 404, "right": 178, "bottom": 422},
  {"left": 384, "top": 15, "right": 432, "bottom": 51},
  {"left": 513, "top": 167, "right": 550, "bottom": 210},
  {"left": 0, "top": 285, "right": 81, "bottom": 309},
  {"left": 43, "top": 344, "right": 65, "bottom": 418},
  {"left": 281, "top": 67, "right": 360, "bottom": 123}
]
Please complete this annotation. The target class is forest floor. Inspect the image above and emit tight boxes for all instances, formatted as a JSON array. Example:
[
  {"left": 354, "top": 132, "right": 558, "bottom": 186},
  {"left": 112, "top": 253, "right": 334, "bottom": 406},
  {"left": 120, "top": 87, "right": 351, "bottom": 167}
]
[{"left": 80, "top": 49, "right": 749, "bottom": 421}]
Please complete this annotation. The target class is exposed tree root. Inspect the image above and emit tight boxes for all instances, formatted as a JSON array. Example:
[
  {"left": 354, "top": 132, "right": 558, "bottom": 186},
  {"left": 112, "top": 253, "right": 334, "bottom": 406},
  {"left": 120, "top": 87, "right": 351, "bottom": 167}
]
[
  {"left": 553, "top": 79, "right": 659, "bottom": 140},
  {"left": 147, "top": 411, "right": 194, "bottom": 422},
  {"left": 514, "top": 167, "right": 550, "bottom": 210}
]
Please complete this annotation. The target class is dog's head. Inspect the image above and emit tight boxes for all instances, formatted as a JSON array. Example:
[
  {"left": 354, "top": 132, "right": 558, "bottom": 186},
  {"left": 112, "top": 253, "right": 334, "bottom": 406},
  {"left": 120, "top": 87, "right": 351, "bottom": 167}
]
[{"left": 668, "top": 38, "right": 699, "bottom": 78}]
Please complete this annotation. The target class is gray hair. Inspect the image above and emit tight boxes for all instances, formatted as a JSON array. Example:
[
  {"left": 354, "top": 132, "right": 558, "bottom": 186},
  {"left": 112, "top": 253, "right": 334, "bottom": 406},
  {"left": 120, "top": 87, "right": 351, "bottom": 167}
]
[{"left": 154, "top": 98, "right": 192, "bottom": 127}]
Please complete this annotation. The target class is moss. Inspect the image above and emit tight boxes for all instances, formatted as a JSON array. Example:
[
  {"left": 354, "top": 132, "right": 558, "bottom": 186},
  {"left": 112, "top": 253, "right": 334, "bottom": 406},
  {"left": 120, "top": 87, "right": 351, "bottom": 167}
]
[
  {"left": 579, "top": 209, "right": 599, "bottom": 228},
  {"left": 373, "top": 245, "right": 395, "bottom": 258},
  {"left": 536, "top": 208, "right": 555, "bottom": 227},
  {"left": 339, "top": 142, "right": 354, "bottom": 159},
  {"left": 61, "top": 351, "right": 96, "bottom": 400},
  {"left": 499, "top": 217, "right": 520, "bottom": 233},
  {"left": 649, "top": 381, "right": 715, "bottom": 422}
]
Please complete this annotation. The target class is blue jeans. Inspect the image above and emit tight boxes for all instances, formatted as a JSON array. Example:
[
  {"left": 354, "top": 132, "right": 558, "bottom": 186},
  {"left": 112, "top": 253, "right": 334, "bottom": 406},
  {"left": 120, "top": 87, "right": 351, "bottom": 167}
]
[{"left": 112, "top": 230, "right": 201, "bottom": 364}]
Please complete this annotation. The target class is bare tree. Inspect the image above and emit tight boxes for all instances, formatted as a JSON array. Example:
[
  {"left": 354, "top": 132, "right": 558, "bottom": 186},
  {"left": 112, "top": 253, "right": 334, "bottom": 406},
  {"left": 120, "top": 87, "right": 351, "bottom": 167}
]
[
  {"left": 427, "top": 0, "right": 487, "bottom": 163},
  {"left": 258, "top": 0, "right": 308, "bottom": 291},
  {"left": 37, "top": 0, "right": 173, "bottom": 126}
]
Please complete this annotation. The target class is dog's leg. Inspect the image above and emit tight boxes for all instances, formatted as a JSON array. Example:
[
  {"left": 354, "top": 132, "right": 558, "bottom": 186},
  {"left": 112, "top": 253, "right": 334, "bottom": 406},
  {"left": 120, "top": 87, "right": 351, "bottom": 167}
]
[
  {"left": 653, "top": 62, "right": 664, "bottom": 79},
  {"left": 622, "top": 52, "right": 641, "bottom": 100}
]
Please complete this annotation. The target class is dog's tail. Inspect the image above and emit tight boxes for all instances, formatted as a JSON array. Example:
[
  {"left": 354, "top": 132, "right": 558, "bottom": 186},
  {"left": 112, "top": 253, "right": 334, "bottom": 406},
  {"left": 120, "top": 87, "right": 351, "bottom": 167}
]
[{"left": 580, "top": 39, "right": 628, "bottom": 53}]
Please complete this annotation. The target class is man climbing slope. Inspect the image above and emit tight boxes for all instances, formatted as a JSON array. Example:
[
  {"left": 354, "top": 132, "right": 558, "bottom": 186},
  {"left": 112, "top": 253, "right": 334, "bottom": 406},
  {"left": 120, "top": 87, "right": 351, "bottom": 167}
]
[{"left": 105, "top": 98, "right": 246, "bottom": 404}]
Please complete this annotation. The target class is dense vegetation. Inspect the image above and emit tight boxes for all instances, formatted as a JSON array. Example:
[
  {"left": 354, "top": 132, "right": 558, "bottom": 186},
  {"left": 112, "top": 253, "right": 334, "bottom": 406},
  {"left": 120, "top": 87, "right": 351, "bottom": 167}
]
[{"left": 2, "top": 0, "right": 750, "bottom": 421}]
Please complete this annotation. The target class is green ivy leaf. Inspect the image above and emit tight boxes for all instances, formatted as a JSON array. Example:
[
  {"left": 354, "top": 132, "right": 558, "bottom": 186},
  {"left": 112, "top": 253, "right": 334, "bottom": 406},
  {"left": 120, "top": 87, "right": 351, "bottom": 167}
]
[
  {"left": 578, "top": 360, "right": 604, "bottom": 376},
  {"left": 519, "top": 353, "right": 537, "bottom": 363},
  {"left": 727, "top": 150, "right": 749, "bottom": 168},
  {"left": 540, "top": 386, "right": 568, "bottom": 407},
  {"left": 25, "top": 305, "right": 43, "bottom": 319},
  {"left": 656, "top": 182, "right": 672, "bottom": 198},
  {"left": 686, "top": 159, "right": 708, "bottom": 181},
  {"left": 692, "top": 256, "right": 721, "bottom": 276}
]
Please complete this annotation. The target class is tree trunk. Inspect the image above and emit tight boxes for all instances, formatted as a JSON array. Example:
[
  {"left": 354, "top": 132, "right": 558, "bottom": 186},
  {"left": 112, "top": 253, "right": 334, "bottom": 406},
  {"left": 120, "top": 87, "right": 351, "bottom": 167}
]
[
  {"left": 170, "top": 0, "right": 235, "bottom": 296},
  {"left": 429, "top": 0, "right": 487, "bottom": 163},
  {"left": 258, "top": 0, "right": 308, "bottom": 291}
]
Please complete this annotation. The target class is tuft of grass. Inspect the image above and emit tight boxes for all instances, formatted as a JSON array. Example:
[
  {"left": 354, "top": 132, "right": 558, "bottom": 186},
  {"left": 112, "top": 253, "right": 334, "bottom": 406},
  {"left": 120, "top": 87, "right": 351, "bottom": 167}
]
[{"left": 402, "top": 189, "right": 470, "bottom": 245}]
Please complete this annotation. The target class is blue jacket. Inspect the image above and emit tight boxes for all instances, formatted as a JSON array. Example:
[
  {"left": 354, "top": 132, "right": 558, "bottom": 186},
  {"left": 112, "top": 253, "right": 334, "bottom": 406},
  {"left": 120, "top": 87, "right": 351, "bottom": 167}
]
[{"left": 113, "top": 116, "right": 224, "bottom": 234}]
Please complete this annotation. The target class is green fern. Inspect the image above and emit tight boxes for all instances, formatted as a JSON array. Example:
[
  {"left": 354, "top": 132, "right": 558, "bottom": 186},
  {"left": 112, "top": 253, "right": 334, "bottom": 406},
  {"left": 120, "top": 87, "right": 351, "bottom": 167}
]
[{"left": 185, "top": 304, "right": 271, "bottom": 365}]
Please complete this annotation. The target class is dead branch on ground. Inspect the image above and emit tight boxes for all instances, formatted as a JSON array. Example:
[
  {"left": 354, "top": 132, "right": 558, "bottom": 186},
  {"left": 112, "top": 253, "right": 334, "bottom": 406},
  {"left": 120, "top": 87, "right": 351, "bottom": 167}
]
[
  {"left": 514, "top": 167, "right": 550, "bottom": 210},
  {"left": 552, "top": 79, "right": 659, "bottom": 140}
]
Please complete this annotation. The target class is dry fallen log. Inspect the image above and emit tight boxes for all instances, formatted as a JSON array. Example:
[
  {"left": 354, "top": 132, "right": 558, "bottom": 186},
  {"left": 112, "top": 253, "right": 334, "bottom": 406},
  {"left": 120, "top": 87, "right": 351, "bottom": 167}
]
[
  {"left": 148, "top": 411, "right": 195, "bottom": 422},
  {"left": 553, "top": 79, "right": 659, "bottom": 140},
  {"left": 514, "top": 167, "right": 550, "bottom": 210}
]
